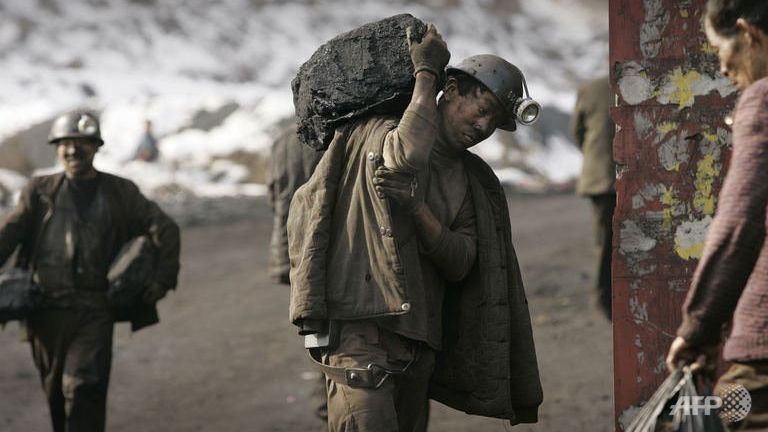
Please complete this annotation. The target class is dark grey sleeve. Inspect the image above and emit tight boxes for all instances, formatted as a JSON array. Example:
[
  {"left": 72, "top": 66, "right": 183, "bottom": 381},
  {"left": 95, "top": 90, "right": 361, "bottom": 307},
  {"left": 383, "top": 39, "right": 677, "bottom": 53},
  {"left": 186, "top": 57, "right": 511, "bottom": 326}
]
[{"left": 421, "top": 189, "right": 477, "bottom": 282}]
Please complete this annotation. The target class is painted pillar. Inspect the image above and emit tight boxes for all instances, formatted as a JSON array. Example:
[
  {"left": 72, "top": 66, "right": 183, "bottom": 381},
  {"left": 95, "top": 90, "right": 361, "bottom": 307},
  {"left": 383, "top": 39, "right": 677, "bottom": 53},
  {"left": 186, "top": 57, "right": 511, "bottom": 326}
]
[{"left": 610, "top": 0, "right": 738, "bottom": 429}]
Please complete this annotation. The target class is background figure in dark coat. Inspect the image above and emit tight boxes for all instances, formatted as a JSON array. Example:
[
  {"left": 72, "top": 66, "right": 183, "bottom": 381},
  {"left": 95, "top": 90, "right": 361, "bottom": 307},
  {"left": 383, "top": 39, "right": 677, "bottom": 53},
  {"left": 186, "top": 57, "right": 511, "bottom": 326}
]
[
  {"left": 570, "top": 75, "right": 615, "bottom": 320},
  {"left": 266, "top": 121, "right": 325, "bottom": 419},
  {"left": 267, "top": 122, "right": 322, "bottom": 285},
  {"left": 0, "top": 110, "right": 180, "bottom": 432},
  {"left": 133, "top": 119, "right": 159, "bottom": 162}
]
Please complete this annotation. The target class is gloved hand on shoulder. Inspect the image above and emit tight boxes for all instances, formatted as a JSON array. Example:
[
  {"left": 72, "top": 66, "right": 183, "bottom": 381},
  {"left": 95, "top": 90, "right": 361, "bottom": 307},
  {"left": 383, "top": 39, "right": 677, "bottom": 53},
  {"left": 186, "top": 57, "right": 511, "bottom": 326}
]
[{"left": 406, "top": 23, "right": 450, "bottom": 80}]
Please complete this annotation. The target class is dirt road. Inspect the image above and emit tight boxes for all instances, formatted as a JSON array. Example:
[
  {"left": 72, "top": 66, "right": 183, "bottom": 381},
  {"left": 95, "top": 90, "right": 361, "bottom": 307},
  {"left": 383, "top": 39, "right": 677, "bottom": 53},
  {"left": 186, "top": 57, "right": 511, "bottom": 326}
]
[{"left": 0, "top": 193, "right": 613, "bottom": 432}]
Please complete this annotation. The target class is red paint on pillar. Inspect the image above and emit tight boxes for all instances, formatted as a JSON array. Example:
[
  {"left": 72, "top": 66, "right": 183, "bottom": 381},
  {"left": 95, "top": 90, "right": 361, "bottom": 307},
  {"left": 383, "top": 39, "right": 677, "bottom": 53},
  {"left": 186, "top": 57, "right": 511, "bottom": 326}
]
[{"left": 610, "top": 0, "right": 736, "bottom": 429}]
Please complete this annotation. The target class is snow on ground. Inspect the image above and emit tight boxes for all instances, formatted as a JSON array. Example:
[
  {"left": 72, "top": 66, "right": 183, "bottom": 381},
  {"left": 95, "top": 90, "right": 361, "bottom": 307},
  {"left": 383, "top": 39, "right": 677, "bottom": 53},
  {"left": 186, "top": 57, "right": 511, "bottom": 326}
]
[{"left": 0, "top": 0, "right": 606, "bottom": 206}]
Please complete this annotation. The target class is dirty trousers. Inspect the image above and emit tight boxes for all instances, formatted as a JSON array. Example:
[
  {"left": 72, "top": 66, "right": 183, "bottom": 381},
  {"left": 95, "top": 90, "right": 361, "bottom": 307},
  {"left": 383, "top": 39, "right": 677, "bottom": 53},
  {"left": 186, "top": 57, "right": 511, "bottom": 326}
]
[
  {"left": 27, "top": 308, "right": 114, "bottom": 432},
  {"left": 717, "top": 361, "right": 768, "bottom": 431},
  {"left": 323, "top": 321, "right": 435, "bottom": 432}
]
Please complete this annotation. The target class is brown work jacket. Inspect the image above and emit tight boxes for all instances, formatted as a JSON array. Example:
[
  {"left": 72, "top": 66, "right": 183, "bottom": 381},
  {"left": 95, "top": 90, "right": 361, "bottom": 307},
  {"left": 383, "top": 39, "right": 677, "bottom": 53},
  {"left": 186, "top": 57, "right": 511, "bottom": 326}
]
[
  {"left": 570, "top": 75, "right": 616, "bottom": 196},
  {"left": 288, "top": 115, "right": 542, "bottom": 424},
  {"left": 0, "top": 171, "right": 180, "bottom": 332}
]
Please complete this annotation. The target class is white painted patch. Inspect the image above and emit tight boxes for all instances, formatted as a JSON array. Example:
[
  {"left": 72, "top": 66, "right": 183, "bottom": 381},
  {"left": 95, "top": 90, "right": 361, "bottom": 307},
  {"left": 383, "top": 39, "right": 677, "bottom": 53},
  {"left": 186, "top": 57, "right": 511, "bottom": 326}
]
[
  {"left": 658, "top": 134, "right": 690, "bottom": 170},
  {"left": 633, "top": 263, "right": 658, "bottom": 277},
  {"left": 619, "top": 62, "right": 655, "bottom": 105},
  {"left": 674, "top": 216, "right": 712, "bottom": 253},
  {"left": 630, "top": 295, "right": 649, "bottom": 324},
  {"left": 657, "top": 74, "right": 737, "bottom": 108},
  {"left": 640, "top": 0, "right": 670, "bottom": 59},
  {"left": 632, "top": 193, "right": 646, "bottom": 209},
  {"left": 633, "top": 111, "right": 654, "bottom": 137},
  {"left": 620, "top": 220, "right": 658, "bottom": 253}
]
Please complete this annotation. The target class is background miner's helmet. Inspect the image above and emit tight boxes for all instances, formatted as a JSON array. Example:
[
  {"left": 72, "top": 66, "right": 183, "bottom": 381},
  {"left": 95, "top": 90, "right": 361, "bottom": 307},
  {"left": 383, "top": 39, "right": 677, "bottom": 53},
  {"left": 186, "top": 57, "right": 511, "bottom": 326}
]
[
  {"left": 47, "top": 110, "right": 103, "bottom": 145},
  {"left": 446, "top": 54, "right": 541, "bottom": 131}
]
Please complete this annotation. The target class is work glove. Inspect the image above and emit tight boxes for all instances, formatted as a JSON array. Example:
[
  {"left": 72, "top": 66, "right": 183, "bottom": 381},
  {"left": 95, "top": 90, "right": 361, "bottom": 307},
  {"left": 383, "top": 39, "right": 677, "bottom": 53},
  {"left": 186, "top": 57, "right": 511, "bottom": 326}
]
[
  {"left": 406, "top": 23, "right": 450, "bottom": 80},
  {"left": 142, "top": 282, "right": 167, "bottom": 304},
  {"left": 373, "top": 167, "right": 421, "bottom": 213}
]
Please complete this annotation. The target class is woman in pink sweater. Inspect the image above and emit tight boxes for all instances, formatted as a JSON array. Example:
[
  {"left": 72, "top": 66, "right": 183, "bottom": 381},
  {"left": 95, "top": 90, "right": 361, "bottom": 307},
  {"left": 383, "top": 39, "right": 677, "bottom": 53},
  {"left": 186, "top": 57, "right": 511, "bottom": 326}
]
[{"left": 666, "top": 1, "right": 768, "bottom": 429}]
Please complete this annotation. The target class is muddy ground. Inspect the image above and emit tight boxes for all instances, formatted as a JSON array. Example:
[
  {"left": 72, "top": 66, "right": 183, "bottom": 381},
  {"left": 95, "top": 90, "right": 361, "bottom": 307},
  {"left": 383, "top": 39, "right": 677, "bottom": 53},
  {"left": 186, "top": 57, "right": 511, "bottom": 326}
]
[{"left": 0, "top": 193, "right": 613, "bottom": 432}]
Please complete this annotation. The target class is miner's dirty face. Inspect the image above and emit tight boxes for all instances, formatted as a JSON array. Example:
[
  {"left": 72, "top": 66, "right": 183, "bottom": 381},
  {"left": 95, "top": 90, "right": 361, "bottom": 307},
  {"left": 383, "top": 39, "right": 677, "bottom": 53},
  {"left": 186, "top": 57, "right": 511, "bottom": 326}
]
[
  {"left": 56, "top": 138, "right": 99, "bottom": 179},
  {"left": 439, "top": 77, "right": 503, "bottom": 151},
  {"left": 706, "top": 16, "right": 768, "bottom": 90}
]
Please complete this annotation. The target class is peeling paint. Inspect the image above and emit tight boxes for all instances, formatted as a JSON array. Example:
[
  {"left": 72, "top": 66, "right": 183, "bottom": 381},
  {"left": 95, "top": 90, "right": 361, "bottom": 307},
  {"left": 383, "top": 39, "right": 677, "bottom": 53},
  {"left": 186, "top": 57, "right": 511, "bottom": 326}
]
[
  {"left": 620, "top": 62, "right": 655, "bottom": 105},
  {"left": 661, "top": 186, "right": 681, "bottom": 231},
  {"left": 620, "top": 220, "right": 658, "bottom": 253},
  {"left": 658, "top": 134, "right": 690, "bottom": 171},
  {"left": 633, "top": 263, "right": 658, "bottom": 277},
  {"left": 656, "top": 121, "right": 678, "bottom": 135},
  {"left": 640, "top": 0, "right": 670, "bottom": 59},
  {"left": 660, "top": 68, "right": 700, "bottom": 108},
  {"left": 633, "top": 111, "right": 654, "bottom": 138},
  {"left": 632, "top": 193, "right": 645, "bottom": 209},
  {"left": 630, "top": 295, "right": 649, "bottom": 323},
  {"left": 632, "top": 182, "right": 666, "bottom": 209},
  {"left": 668, "top": 279, "right": 687, "bottom": 292},
  {"left": 674, "top": 216, "right": 712, "bottom": 260},
  {"left": 654, "top": 355, "right": 667, "bottom": 375},
  {"left": 657, "top": 68, "right": 737, "bottom": 108},
  {"left": 693, "top": 154, "right": 720, "bottom": 215}
]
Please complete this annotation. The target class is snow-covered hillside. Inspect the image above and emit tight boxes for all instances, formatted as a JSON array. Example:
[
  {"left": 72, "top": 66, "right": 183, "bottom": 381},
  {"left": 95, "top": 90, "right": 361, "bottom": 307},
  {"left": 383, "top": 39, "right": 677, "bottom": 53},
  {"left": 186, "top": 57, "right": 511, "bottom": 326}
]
[{"left": 0, "top": 0, "right": 608, "bottom": 208}]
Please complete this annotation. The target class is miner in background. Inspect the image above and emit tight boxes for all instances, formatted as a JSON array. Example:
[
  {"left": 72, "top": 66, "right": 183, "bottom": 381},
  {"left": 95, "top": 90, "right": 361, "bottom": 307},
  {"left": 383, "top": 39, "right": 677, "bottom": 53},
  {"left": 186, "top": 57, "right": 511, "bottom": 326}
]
[
  {"left": 666, "top": 1, "right": 768, "bottom": 429},
  {"left": 570, "top": 74, "right": 616, "bottom": 320},
  {"left": 267, "top": 122, "right": 322, "bottom": 285},
  {"left": 0, "top": 110, "right": 180, "bottom": 432},
  {"left": 266, "top": 120, "right": 325, "bottom": 419}
]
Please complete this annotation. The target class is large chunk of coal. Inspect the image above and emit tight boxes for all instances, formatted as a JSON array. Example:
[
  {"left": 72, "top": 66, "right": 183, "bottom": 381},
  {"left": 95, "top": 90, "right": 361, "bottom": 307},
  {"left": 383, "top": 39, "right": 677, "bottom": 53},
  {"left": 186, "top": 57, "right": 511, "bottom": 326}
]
[{"left": 292, "top": 14, "right": 427, "bottom": 150}]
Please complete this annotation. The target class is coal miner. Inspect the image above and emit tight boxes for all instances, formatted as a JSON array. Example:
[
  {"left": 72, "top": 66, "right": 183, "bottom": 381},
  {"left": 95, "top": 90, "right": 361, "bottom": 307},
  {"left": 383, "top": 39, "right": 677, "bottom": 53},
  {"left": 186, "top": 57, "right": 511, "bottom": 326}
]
[
  {"left": 266, "top": 121, "right": 327, "bottom": 420},
  {"left": 267, "top": 122, "right": 323, "bottom": 285},
  {"left": 288, "top": 24, "right": 542, "bottom": 431},
  {"left": 665, "top": 0, "right": 768, "bottom": 429},
  {"left": 570, "top": 75, "right": 616, "bottom": 320},
  {"left": 0, "top": 110, "right": 180, "bottom": 432}
]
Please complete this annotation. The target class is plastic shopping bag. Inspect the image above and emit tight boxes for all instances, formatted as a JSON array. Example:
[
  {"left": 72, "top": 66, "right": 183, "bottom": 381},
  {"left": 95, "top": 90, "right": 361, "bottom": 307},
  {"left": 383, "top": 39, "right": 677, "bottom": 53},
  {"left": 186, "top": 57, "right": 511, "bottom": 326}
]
[{"left": 626, "top": 367, "right": 726, "bottom": 432}]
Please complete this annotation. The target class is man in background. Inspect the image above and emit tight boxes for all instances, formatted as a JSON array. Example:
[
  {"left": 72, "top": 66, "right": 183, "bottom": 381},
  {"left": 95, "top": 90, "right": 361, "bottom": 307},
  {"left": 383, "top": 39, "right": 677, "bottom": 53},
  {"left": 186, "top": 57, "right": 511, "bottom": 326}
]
[
  {"left": 266, "top": 121, "right": 325, "bottom": 419},
  {"left": 570, "top": 74, "right": 615, "bottom": 320},
  {"left": 267, "top": 122, "right": 322, "bottom": 285},
  {"left": 133, "top": 119, "right": 159, "bottom": 162},
  {"left": 0, "top": 110, "right": 180, "bottom": 432}
]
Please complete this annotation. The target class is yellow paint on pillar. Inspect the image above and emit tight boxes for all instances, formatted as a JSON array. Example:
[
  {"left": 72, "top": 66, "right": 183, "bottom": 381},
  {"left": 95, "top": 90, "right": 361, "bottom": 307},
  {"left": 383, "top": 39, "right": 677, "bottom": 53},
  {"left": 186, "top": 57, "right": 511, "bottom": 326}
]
[
  {"left": 702, "top": 131, "right": 719, "bottom": 143},
  {"left": 656, "top": 121, "right": 679, "bottom": 135},
  {"left": 675, "top": 239, "right": 705, "bottom": 260},
  {"left": 661, "top": 186, "right": 679, "bottom": 231},
  {"left": 667, "top": 68, "right": 701, "bottom": 109},
  {"left": 680, "top": 9, "right": 689, "bottom": 18},
  {"left": 693, "top": 155, "right": 720, "bottom": 215}
]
